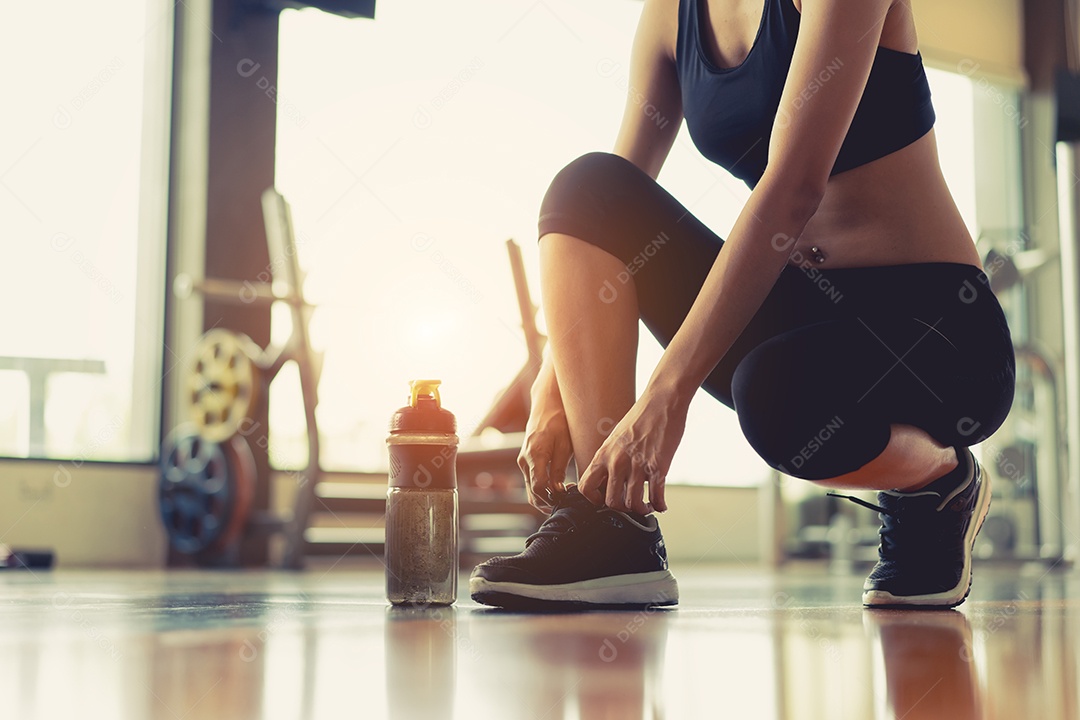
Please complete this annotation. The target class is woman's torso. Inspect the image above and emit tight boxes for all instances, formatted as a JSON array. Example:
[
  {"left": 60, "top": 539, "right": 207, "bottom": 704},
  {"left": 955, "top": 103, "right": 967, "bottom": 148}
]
[{"left": 672, "top": 0, "right": 983, "bottom": 271}]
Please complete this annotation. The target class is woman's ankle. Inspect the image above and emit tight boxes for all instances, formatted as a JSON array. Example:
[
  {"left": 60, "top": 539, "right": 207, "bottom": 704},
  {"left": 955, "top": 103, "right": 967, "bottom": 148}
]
[{"left": 898, "top": 446, "right": 967, "bottom": 494}]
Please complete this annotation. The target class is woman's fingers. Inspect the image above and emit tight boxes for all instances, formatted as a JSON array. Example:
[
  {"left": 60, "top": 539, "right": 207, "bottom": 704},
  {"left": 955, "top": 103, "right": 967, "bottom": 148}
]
[
  {"left": 603, "top": 442, "right": 635, "bottom": 511},
  {"left": 549, "top": 434, "right": 572, "bottom": 495},
  {"left": 625, "top": 467, "right": 654, "bottom": 515},
  {"left": 519, "top": 443, "right": 553, "bottom": 512},
  {"left": 577, "top": 460, "right": 606, "bottom": 506},
  {"left": 649, "top": 473, "right": 668, "bottom": 513},
  {"left": 581, "top": 432, "right": 666, "bottom": 514}
]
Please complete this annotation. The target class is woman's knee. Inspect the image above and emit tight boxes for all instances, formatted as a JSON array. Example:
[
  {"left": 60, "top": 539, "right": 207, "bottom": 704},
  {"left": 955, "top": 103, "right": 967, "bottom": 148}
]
[
  {"left": 731, "top": 343, "right": 811, "bottom": 470},
  {"left": 543, "top": 152, "right": 632, "bottom": 201},
  {"left": 538, "top": 152, "right": 648, "bottom": 242}
]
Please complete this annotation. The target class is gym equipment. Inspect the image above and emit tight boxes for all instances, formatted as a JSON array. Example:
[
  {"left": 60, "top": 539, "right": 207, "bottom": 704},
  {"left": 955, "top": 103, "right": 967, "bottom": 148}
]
[
  {"left": 979, "top": 232, "right": 1067, "bottom": 562},
  {"left": 468, "top": 239, "right": 545, "bottom": 435},
  {"left": 159, "top": 426, "right": 256, "bottom": 555},
  {"left": 0, "top": 544, "right": 55, "bottom": 570},
  {"left": 186, "top": 329, "right": 262, "bottom": 443},
  {"left": 166, "top": 188, "right": 322, "bottom": 568},
  {"left": 456, "top": 239, "right": 549, "bottom": 558}
]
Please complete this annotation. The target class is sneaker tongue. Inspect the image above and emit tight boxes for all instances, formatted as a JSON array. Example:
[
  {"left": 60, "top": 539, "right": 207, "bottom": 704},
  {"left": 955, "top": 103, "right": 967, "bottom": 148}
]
[
  {"left": 523, "top": 486, "right": 597, "bottom": 546},
  {"left": 555, "top": 485, "right": 598, "bottom": 511},
  {"left": 558, "top": 485, "right": 655, "bottom": 520},
  {"left": 880, "top": 488, "right": 942, "bottom": 510}
]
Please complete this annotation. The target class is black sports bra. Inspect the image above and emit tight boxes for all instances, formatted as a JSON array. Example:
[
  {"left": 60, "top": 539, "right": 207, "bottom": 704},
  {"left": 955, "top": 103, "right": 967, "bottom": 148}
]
[{"left": 675, "top": 0, "right": 935, "bottom": 188}]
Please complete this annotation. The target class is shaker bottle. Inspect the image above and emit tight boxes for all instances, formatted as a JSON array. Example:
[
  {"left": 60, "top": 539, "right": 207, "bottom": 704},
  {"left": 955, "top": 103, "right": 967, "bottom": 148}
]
[{"left": 385, "top": 379, "right": 459, "bottom": 605}]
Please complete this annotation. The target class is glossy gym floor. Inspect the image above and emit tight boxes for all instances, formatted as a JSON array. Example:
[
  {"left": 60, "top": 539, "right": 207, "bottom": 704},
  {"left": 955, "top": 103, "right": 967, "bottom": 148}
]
[{"left": 2, "top": 562, "right": 1075, "bottom": 720}]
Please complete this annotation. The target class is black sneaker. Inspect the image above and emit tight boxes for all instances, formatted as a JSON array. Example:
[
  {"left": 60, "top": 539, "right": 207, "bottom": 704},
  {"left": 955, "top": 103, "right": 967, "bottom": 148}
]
[
  {"left": 469, "top": 485, "right": 679, "bottom": 609},
  {"left": 834, "top": 448, "right": 991, "bottom": 609}
]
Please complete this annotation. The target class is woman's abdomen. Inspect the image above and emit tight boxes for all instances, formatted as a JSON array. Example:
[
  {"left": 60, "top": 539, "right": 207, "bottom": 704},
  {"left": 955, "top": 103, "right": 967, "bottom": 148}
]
[{"left": 788, "top": 131, "right": 984, "bottom": 271}]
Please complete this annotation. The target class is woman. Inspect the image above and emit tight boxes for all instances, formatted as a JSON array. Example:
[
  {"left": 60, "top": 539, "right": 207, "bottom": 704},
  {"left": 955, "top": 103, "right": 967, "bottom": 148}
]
[{"left": 470, "top": 0, "right": 1015, "bottom": 609}]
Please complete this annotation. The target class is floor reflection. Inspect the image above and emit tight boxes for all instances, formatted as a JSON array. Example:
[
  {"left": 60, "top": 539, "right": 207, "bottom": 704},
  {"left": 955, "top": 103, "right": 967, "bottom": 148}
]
[
  {"left": 0, "top": 568, "right": 1078, "bottom": 719},
  {"left": 461, "top": 609, "right": 670, "bottom": 720},
  {"left": 865, "top": 609, "right": 980, "bottom": 720},
  {"left": 386, "top": 606, "right": 457, "bottom": 720}
]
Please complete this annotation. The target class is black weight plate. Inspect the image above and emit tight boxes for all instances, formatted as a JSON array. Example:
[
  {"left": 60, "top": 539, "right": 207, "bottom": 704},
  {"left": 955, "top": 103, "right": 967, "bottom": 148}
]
[{"left": 159, "top": 427, "right": 237, "bottom": 554}]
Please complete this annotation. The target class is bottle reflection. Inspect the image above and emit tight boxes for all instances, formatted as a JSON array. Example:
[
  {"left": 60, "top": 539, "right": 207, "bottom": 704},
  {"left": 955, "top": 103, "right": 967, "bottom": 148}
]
[
  {"left": 864, "top": 609, "right": 981, "bottom": 720},
  {"left": 385, "top": 605, "right": 457, "bottom": 720}
]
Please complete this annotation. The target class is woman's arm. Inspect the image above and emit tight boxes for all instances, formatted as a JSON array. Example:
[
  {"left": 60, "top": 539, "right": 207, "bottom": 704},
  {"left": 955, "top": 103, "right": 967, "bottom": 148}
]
[
  {"left": 518, "top": 354, "right": 574, "bottom": 511},
  {"left": 612, "top": 0, "right": 683, "bottom": 178},
  {"left": 580, "top": 0, "right": 897, "bottom": 513}
]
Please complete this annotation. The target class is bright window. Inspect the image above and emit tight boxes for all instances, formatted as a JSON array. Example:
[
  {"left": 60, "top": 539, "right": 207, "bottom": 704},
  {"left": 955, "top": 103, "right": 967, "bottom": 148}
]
[
  {"left": 0, "top": 1, "right": 171, "bottom": 462},
  {"left": 275, "top": 0, "right": 981, "bottom": 486}
]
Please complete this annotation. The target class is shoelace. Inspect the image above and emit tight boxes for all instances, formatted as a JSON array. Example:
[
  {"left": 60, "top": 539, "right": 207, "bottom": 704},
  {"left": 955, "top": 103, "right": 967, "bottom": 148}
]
[
  {"left": 827, "top": 492, "right": 891, "bottom": 515},
  {"left": 828, "top": 491, "right": 958, "bottom": 559},
  {"left": 524, "top": 493, "right": 595, "bottom": 547}
]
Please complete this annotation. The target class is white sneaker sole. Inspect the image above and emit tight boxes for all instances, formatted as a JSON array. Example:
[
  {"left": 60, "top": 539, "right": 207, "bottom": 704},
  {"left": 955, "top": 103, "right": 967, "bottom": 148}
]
[
  {"left": 470, "top": 570, "right": 679, "bottom": 607},
  {"left": 863, "top": 459, "right": 992, "bottom": 609}
]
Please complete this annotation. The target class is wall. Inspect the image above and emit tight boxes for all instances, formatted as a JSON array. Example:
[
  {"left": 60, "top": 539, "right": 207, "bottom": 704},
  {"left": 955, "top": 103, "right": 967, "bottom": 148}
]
[
  {"left": 0, "top": 461, "right": 761, "bottom": 568},
  {"left": 913, "top": 0, "right": 1026, "bottom": 85},
  {"left": 659, "top": 485, "right": 762, "bottom": 564},
  {"left": 0, "top": 460, "right": 166, "bottom": 567}
]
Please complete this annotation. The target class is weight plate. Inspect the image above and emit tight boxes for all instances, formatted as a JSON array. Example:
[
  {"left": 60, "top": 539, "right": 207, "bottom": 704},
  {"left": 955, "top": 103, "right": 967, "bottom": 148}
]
[
  {"left": 186, "top": 329, "right": 260, "bottom": 443},
  {"left": 159, "top": 426, "right": 256, "bottom": 555}
]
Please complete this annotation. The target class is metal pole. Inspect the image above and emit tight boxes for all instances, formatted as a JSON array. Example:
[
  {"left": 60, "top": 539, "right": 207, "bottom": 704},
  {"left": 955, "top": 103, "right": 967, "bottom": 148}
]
[{"left": 1055, "top": 141, "right": 1080, "bottom": 562}]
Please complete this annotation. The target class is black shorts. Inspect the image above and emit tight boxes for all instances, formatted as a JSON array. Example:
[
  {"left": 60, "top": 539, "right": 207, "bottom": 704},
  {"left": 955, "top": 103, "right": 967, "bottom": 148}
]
[{"left": 538, "top": 152, "right": 1016, "bottom": 480}]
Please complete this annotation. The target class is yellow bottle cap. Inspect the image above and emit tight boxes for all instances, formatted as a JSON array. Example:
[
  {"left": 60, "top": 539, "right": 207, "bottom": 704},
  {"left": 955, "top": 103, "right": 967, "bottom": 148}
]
[{"left": 409, "top": 379, "right": 442, "bottom": 408}]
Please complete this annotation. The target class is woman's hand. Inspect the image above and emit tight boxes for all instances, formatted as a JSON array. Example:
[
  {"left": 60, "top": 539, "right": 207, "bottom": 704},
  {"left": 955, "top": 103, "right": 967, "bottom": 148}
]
[
  {"left": 518, "top": 359, "right": 574, "bottom": 512},
  {"left": 578, "top": 386, "right": 690, "bottom": 515}
]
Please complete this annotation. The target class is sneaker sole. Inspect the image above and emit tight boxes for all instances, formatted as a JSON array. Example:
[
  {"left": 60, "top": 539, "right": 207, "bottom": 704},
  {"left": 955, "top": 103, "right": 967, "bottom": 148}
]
[
  {"left": 470, "top": 570, "right": 679, "bottom": 610},
  {"left": 863, "top": 460, "right": 992, "bottom": 609}
]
